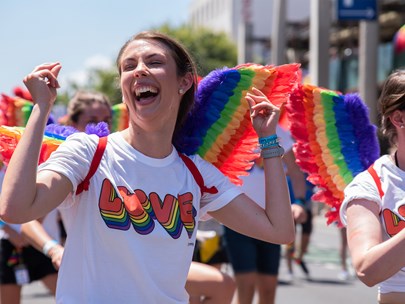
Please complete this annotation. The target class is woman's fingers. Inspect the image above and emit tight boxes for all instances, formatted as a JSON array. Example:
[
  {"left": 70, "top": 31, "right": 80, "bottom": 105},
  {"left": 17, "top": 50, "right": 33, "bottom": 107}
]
[
  {"left": 32, "top": 62, "right": 61, "bottom": 72},
  {"left": 24, "top": 62, "right": 61, "bottom": 88}
]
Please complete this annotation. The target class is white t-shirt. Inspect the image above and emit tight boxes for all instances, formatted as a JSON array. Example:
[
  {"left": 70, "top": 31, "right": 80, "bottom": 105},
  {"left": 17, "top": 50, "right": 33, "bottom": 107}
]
[
  {"left": 276, "top": 124, "right": 294, "bottom": 154},
  {"left": 340, "top": 155, "right": 405, "bottom": 294},
  {"left": 39, "top": 132, "right": 241, "bottom": 304}
]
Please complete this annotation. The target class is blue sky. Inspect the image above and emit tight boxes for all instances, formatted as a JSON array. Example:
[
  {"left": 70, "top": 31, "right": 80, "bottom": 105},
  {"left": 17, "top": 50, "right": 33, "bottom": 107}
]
[{"left": 0, "top": 0, "right": 191, "bottom": 95}]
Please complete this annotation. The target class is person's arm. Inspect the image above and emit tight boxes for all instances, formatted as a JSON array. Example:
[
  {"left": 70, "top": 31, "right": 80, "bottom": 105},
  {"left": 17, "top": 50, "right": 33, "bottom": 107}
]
[
  {"left": 2, "top": 224, "right": 28, "bottom": 249},
  {"left": 283, "top": 149, "right": 307, "bottom": 199},
  {"left": 283, "top": 149, "right": 308, "bottom": 223},
  {"left": 211, "top": 88, "right": 295, "bottom": 244},
  {"left": 0, "top": 62, "right": 72, "bottom": 224},
  {"left": 21, "top": 220, "right": 64, "bottom": 269},
  {"left": 346, "top": 199, "right": 405, "bottom": 286}
]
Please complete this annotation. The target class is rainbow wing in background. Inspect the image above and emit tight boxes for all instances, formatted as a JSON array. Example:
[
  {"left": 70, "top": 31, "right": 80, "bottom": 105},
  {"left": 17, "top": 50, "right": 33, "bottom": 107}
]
[
  {"left": 0, "top": 123, "right": 109, "bottom": 165},
  {"left": 0, "top": 94, "right": 33, "bottom": 127},
  {"left": 111, "top": 103, "right": 129, "bottom": 132},
  {"left": 174, "top": 63, "right": 300, "bottom": 185},
  {"left": 286, "top": 84, "right": 380, "bottom": 224}
]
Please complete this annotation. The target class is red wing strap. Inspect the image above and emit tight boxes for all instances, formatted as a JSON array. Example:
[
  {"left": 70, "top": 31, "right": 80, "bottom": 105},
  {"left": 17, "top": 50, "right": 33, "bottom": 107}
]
[
  {"left": 178, "top": 153, "right": 218, "bottom": 195},
  {"left": 367, "top": 165, "right": 384, "bottom": 199},
  {"left": 76, "top": 136, "right": 108, "bottom": 195}
]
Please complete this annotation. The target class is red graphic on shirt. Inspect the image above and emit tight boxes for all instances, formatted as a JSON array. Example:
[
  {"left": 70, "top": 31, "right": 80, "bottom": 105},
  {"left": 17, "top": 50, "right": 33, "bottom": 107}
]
[
  {"left": 383, "top": 206, "right": 405, "bottom": 237},
  {"left": 98, "top": 179, "right": 196, "bottom": 238}
]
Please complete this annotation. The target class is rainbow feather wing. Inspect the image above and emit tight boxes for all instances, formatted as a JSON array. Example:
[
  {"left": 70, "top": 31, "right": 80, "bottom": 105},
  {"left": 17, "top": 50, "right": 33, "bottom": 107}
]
[
  {"left": 111, "top": 103, "right": 129, "bottom": 132},
  {"left": 175, "top": 63, "right": 300, "bottom": 185},
  {"left": 0, "top": 126, "right": 65, "bottom": 165},
  {"left": 0, "top": 94, "right": 33, "bottom": 127},
  {"left": 287, "top": 84, "right": 380, "bottom": 224},
  {"left": 0, "top": 123, "right": 109, "bottom": 165}
]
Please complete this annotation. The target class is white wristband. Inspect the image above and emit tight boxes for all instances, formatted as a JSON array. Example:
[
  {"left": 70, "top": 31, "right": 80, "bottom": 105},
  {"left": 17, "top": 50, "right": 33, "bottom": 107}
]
[{"left": 42, "top": 240, "right": 58, "bottom": 256}]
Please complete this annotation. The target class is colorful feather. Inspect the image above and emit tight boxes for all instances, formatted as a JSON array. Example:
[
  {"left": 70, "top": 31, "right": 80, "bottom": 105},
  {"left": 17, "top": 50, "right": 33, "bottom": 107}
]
[
  {"left": 174, "top": 63, "right": 300, "bottom": 184},
  {"left": 286, "top": 84, "right": 380, "bottom": 225},
  {"left": 0, "top": 88, "right": 54, "bottom": 127},
  {"left": 0, "top": 93, "right": 33, "bottom": 127},
  {"left": 111, "top": 103, "right": 129, "bottom": 132},
  {"left": 0, "top": 123, "right": 109, "bottom": 165}
]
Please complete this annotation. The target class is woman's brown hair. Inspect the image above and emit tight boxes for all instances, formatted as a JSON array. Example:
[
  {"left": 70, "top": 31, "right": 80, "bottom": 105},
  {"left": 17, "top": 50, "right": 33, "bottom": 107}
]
[{"left": 378, "top": 70, "right": 405, "bottom": 146}]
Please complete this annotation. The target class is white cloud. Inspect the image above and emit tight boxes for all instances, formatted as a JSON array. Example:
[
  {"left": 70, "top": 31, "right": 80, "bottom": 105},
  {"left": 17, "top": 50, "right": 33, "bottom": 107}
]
[
  {"left": 84, "top": 54, "right": 114, "bottom": 70},
  {"left": 59, "top": 70, "right": 89, "bottom": 89}
]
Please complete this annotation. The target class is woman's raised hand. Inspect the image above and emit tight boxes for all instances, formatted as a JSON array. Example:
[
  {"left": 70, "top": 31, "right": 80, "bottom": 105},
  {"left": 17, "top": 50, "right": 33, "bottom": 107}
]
[
  {"left": 23, "top": 62, "right": 62, "bottom": 108},
  {"left": 246, "top": 87, "right": 280, "bottom": 138}
]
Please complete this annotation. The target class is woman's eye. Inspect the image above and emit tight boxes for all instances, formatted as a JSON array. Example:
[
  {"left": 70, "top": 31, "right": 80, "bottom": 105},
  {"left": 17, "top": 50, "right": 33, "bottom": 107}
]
[{"left": 123, "top": 64, "right": 134, "bottom": 71}]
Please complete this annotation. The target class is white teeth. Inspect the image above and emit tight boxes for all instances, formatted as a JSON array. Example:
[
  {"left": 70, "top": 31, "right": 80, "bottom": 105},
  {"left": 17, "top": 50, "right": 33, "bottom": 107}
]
[{"left": 135, "top": 86, "right": 158, "bottom": 97}]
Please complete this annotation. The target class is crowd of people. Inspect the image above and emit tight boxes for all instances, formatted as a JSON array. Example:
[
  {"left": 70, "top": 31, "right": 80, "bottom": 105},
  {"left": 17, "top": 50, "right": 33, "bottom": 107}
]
[{"left": 0, "top": 30, "right": 403, "bottom": 304}]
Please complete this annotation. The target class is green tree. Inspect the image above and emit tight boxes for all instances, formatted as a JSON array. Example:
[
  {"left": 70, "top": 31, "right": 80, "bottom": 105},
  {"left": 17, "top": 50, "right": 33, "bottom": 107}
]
[{"left": 157, "top": 24, "right": 237, "bottom": 76}]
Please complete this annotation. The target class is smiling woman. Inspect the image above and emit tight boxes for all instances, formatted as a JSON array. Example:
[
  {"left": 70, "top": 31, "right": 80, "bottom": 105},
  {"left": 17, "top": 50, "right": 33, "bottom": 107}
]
[{"left": 0, "top": 31, "right": 295, "bottom": 304}]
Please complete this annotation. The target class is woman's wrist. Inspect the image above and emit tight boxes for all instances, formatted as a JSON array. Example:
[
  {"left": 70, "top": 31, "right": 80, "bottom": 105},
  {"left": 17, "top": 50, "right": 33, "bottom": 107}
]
[
  {"left": 259, "top": 134, "right": 284, "bottom": 158},
  {"left": 42, "top": 239, "right": 59, "bottom": 256}
]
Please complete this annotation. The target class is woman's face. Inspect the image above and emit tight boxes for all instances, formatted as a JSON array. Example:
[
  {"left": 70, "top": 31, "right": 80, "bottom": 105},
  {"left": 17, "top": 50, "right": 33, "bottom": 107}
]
[
  {"left": 118, "top": 39, "right": 187, "bottom": 131},
  {"left": 73, "top": 102, "right": 112, "bottom": 131}
]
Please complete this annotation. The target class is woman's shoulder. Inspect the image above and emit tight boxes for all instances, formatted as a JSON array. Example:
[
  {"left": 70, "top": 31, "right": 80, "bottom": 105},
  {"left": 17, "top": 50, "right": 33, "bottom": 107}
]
[
  {"left": 57, "top": 133, "right": 101, "bottom": 157},
  {"left": 183, "top": 154, "right": 217, "bottom": 172},
  {"left": 64, "top": 132, "right": 100, "bottom": 146}
]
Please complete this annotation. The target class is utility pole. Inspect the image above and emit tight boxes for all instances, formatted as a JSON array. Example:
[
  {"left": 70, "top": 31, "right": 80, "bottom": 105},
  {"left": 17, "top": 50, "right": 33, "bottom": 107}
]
[
  {"left": 359, "top": 20, "right": 379, "bottom": 125},
  {"left": 238, "top": 0, "right": 253, "bottom": 64},
  {"left": 336, "top": 0, "right": 379, "bottom": 124},
  {"left": 309, "top": 0, "right": 331, "bottom": 87},
  {"left": 271, "top": 0, "right": 287, "bottom": 65}
]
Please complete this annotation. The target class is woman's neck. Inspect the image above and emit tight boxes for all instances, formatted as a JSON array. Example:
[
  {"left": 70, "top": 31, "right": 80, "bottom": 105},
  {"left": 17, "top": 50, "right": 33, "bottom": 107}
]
[
  {"left": 121, "top": 127, "right": 174, "bottom": 159},
  {"left": 394, "top": 146, "right": 405, "bottom": 171}
]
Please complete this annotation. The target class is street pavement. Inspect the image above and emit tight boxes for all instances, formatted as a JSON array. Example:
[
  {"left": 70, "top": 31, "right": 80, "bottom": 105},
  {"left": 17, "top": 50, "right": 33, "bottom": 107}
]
[{"left": 21, "top": 208, "right": 378, "bottom": 304}]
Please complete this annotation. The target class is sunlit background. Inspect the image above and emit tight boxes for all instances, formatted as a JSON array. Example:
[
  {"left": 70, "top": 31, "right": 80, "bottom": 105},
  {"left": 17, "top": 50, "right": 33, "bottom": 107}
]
[{"left": 1, "top": 0, "right": 404, "bottom": 115}]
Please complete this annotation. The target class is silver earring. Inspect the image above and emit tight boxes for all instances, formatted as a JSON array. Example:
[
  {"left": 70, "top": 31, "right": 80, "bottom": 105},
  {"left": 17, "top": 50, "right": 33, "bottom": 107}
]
[{"left": 179, "top": 88, "right": 184, "bottom": 94}]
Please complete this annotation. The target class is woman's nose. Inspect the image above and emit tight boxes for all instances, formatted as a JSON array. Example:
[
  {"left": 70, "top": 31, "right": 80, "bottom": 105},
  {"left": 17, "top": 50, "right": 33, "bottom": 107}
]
[{"left": 133, "top": 62, "right": 147, "bottom": 77}]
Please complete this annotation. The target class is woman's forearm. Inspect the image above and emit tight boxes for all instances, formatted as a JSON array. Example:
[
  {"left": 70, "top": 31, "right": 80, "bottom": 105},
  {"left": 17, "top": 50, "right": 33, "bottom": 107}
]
[
  {"left": 263, "top": 156, "right": 295, "bottom": 243},
  {"left": 0, "top": 104, "right": 51, "bottom": 222}
]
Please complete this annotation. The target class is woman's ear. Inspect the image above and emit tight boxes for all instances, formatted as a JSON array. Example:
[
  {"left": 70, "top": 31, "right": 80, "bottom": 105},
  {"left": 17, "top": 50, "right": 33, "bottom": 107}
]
[
  {"left": 178, "top": 72, "right": 194, "bottom": 95},
  {"left": 390, "top": 110, "right": 405, "bottom": 129}
]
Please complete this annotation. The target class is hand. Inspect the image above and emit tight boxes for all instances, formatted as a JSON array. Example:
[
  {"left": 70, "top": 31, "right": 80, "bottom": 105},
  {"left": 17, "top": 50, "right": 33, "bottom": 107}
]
[
  {"left": 291, "top": 204, "right": 307, "bottom": 224},
  {"left": 23, "top": 62, "right": 62, "bottom": 109},
  {"left": 246, "top": 87, "right": 280, "bottom": 137},
  {"left": 47, "top": 244, "right": 64, "bottom": 270}
]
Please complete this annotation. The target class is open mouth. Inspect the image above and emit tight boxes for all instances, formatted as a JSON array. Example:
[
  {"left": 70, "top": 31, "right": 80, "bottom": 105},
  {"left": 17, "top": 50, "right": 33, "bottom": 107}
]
[{"left": 135, "top": 86, "right": 159, "bottom": 102}]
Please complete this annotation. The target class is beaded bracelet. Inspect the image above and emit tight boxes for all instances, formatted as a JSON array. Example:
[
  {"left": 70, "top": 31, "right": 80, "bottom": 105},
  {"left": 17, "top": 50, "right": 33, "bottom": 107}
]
[
  {"left": 260, "top": 145, "right": 284, "bottom": 158},
  {"left": 258, "top": 134, "right": 279, "bottom": 149}
]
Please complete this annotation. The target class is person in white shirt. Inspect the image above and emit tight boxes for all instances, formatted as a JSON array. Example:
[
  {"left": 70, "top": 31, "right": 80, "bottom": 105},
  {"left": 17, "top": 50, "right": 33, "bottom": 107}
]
[
  {"left": 340, "top": 69, "right": 405, "bottom": 304},
  {"left": 0, "top": 31, "right": 294, "bottom": 304}
]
